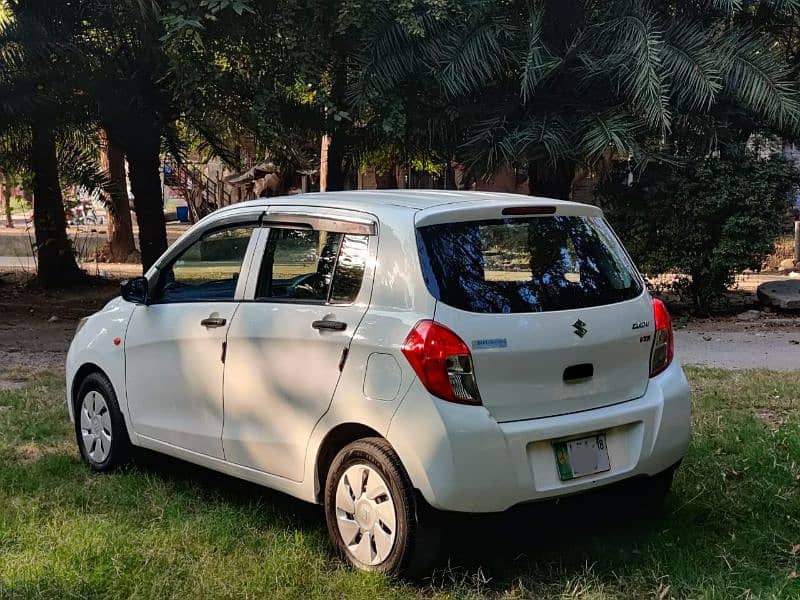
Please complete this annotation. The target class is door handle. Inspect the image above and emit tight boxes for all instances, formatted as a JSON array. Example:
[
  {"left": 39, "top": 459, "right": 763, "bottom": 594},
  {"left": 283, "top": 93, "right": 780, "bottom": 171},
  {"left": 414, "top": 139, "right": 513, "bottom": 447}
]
[
  {"left": 312, "top": 319, "right": 347, "bottom": 331},
  {"left": 201, "top": 317, "right": 227, "bottom": 328}
]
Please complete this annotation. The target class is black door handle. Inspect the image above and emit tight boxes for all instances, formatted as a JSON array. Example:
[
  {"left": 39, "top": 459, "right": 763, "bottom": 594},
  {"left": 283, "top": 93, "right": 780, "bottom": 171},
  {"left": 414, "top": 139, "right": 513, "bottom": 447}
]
[
  {"left": 312, "top": 320, "right": 347, "bottom": 331},
  {"left": 201, "top": 317, "right": 227, "bottom": 328}
]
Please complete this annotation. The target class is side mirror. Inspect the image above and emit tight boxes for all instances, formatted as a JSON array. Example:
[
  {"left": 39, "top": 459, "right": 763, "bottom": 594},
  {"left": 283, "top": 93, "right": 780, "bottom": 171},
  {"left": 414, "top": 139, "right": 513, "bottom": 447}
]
[{"left": 121, "top": 276, "right": 149, "bottom": 305}]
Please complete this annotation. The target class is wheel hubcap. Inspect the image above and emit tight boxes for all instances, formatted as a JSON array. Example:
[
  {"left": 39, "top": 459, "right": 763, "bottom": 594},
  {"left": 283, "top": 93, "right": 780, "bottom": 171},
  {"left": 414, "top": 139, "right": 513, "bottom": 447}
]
[
  {"left": 335, "top": 464, "right": 397, "bottom": 566},
  {"left": 79, "top": 391, "right": 112, "bottom": 463}
]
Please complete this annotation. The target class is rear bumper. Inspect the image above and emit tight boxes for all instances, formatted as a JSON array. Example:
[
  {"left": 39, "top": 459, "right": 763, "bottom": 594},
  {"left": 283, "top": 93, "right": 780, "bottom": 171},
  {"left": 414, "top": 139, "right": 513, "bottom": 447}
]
[{"left": 387, "top": 360, "right": 691, "bottom": 513}]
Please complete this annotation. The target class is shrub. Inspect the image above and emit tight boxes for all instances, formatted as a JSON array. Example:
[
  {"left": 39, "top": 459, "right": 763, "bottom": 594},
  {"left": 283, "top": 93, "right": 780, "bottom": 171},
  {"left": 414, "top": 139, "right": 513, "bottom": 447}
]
[{"left": 596, "top": 152, "right": 800, "bottom": 311}]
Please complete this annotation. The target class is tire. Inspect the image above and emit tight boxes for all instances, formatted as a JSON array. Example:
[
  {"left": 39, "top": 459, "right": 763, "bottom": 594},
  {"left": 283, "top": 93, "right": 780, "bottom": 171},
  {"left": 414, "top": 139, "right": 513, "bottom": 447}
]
[
  {"left": 324, "top": 437, "right": 436, "bottom": 576},
  {"left": 631, "top": 464, "right": 678, "bottom": 513},
  {"left": 74, "top": 371, "right": 132, "bottom": 472}
]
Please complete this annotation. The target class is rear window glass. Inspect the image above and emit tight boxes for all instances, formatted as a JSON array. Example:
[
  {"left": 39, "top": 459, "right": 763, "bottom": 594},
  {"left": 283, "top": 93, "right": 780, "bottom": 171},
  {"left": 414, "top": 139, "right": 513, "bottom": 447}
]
[{"left": 416, "top": 216, "right": 642, "bottom": 313}]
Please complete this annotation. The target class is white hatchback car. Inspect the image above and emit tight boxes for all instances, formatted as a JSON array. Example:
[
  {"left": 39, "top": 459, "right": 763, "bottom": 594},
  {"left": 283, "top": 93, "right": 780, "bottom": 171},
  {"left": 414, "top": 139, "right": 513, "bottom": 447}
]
[{"left": 67, "top": 190, "right": 690, "bottom": 573}]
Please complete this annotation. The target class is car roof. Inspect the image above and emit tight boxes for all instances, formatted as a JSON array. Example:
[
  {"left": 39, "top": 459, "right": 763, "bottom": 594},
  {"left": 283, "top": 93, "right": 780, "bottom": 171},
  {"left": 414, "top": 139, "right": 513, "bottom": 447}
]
[{"left": 212, "top": 189, "right": 592, "bottom": 216}]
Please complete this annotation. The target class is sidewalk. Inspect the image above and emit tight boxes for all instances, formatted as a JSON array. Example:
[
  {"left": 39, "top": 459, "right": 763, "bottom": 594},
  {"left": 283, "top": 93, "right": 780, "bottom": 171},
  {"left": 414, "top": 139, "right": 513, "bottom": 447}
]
[{"left": 0, "top": 255, "right": 142, "bottom": 278}]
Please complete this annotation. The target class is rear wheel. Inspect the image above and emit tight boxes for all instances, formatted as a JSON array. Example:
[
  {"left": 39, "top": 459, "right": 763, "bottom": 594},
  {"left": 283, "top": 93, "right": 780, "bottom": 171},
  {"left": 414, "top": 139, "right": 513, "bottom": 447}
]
[
  {"left": 632, "top": 465, "right": 678, "bottom": 512},
  {"left": 74, "top": 372, "right": 131, "bottom": 471},
  {"left": 324, "top": 438, "right": 433, "bottom": 575}
]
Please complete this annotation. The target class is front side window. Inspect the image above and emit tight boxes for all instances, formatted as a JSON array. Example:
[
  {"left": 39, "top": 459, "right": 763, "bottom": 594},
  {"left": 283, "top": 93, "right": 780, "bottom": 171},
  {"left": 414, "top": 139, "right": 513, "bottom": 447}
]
[
  {"left": 256, "top": 227, "right": 369, "bottom": 304},
  {"left": 417, "top": 216, "right": 642, "bottom": 313},
  {"left": 153, "top": 225, "right": 254, "bottom": 303}
]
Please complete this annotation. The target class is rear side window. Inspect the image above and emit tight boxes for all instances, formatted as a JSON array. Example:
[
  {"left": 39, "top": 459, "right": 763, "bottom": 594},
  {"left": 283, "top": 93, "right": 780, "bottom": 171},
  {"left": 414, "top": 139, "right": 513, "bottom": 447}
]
[
  {"left": 256, "top": 227, "right": 369, "bottom": 304},
  {"left": 329, "top": 234, "right": 369, "bottom": 303},
  {"left": 416, "top": 216, "right": 642, "bottom": 313}
]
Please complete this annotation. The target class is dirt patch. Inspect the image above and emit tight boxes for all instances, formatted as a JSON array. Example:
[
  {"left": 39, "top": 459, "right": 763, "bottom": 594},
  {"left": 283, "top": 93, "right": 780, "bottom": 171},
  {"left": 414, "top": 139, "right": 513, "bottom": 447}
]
[
  {"left": 0, "top": 369, "right": 31, "bottom": 392},
  {"left": 754, "top": 409, "right": 792, "bottom": 430},
  {"left": 13, "top": 442, "right": 66, "bottom": 464},
  {"left": 679, "top": 313, "right": 800, "bottom": 334},
  {"left": 15, "top": 443, "right": 44, "bottom": 463},
  {"left": 0, "top": 272, "right": 120, "bottom": 371}
]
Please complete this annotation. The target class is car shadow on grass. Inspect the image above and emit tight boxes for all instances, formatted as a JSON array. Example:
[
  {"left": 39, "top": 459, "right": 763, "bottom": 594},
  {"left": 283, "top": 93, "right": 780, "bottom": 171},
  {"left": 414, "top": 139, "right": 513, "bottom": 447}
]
[
  {"left": 129, "top": 446, "right": 669, "bottom": 578},
  {"left": 129, "top": 446, "right": 325, "bottom": 527}
]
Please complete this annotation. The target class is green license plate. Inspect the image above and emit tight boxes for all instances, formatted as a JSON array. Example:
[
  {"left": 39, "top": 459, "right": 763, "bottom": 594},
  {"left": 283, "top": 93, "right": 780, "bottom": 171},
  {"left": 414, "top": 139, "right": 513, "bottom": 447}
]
[{"left": 553, "top": 434, "right": 610, "bottom": 481}]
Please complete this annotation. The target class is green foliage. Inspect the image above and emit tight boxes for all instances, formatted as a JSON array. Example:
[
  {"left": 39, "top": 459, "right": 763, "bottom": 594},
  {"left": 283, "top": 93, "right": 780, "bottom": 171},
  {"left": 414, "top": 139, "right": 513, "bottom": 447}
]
[
  {"left": 0, "top": 1, "right": 118, "bottom": 204},
  {"left": 598, "top": 152, "right": 800, "bottom": 311},
  {"left": 353, "top": 0, "right": 800, "bottom": 183}
]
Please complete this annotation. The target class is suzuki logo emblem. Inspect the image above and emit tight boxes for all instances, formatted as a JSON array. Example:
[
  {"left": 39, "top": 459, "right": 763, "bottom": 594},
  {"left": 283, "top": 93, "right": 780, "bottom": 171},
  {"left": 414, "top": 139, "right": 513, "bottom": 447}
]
[{"left": 572, "top": 319, "right": 588, "bottom": 338}]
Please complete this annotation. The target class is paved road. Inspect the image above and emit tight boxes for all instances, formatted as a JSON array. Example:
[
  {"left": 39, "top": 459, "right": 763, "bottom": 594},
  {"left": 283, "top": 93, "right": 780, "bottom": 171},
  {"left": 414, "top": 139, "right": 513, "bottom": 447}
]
[{"left": 676, "top": 329, "right": 800, "bottom": 371}]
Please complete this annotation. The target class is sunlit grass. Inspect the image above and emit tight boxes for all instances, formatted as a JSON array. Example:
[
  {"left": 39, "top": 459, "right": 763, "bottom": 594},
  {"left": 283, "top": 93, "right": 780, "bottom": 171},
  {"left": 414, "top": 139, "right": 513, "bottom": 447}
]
[{"left": 0, "top": 367, "right": 798, "bottom": 598}]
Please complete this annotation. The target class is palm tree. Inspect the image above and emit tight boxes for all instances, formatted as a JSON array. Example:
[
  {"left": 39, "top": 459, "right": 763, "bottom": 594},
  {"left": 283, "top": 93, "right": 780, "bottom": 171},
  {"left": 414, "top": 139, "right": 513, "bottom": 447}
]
[
  {"left": 353, "top": 0, "right": 800, "bottom": 196},
  {"left": 2, "top": 0, "right": 190, "bottom": 274},
  {"left": 99, "top": 128, "right": 136, "bottom": 262},
  {"left": 76, "top": 0, "right": 177, "bottom": 271},
  {"left": 0, "top": 0, "right": 91, "bottom": 285}
]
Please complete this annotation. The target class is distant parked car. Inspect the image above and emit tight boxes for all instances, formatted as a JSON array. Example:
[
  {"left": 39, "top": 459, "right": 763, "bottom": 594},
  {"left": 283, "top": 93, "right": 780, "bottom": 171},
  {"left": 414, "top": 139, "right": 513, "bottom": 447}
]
[{"left": 66, "top": 191, "right": 691, "bottom": 574}]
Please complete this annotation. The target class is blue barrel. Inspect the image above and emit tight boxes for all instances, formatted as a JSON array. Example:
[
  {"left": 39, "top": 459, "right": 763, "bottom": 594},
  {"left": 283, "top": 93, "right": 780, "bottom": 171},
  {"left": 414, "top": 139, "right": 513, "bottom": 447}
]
[{"left": 176, "top": 206, "right": 190, "bottom": 223}]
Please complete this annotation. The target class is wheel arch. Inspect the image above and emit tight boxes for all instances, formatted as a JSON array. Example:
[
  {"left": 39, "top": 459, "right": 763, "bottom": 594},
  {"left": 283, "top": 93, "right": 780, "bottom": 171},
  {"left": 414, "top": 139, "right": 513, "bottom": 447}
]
[
  {"left": 314, "top": 422, "right": 384, "bottom": 503},
  {"left": 70, "top": 362, "right": 107, "bottom": 410}
]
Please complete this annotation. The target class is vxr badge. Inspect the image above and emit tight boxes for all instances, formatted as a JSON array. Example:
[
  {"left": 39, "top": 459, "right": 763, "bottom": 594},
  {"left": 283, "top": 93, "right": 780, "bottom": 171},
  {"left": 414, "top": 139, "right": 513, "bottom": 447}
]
[{"left": 572, "top": 319, "right": 588, "bottom": 338}]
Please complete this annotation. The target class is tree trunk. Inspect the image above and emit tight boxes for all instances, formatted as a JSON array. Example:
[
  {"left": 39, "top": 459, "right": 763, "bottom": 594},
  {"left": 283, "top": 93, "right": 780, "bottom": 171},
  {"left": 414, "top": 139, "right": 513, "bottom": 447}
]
[
  {"left": 1, "top": 175, "right": 13, "bottom": 228},
  {"left": 322, "top": 60, "right": 348, "bottom": 192},
  {"left": 444, "top": 160, "right": 457, "bottom": 190},
  {"left": 127, "top": 146, "right": 167, "bottom": 272},
  {"left": 30, "top": 125, "right": 83, "bottom": 286},
  {"left": 375, "top": 167, "right": 398, "bottom": 189},
  {"left": 324, "top": 132, "right": 347, "bottom": 191},
  {"left": 319, "top": 135, "right": 329, "bottom": 191},
  {"left": 99, "top": 129, "right": 137, "bottom": 262}
]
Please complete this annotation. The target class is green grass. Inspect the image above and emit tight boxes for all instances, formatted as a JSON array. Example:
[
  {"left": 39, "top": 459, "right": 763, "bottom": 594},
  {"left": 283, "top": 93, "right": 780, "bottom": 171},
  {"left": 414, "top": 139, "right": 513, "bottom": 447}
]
[
  {"left": 0, "top": 368, "right": 799, "bottom": 599},
  {"left": 8, "top": 197, "right": 30, "bottom": 215}
]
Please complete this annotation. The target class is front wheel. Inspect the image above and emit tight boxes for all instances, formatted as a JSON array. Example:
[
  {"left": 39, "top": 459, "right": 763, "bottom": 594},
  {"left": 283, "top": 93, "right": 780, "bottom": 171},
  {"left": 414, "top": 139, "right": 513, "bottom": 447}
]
[
  {"left": 74, "top": 372, "right": 132, "bottom": 471},
  {"left": 324, "top": 438, "right": 434, "bottom": 575}
]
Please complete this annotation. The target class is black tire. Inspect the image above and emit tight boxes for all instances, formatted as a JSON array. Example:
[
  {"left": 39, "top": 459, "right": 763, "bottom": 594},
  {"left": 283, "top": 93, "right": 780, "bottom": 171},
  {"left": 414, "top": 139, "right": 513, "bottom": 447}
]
[
  {"left": 324, "top": 437, "right": 437, "bottom": 576},
  {"left": 631, "top": 464, "right": 678, "bottom": 513},
  {"left": 74, "top": 371, "right": 132, "bottom": 472}
]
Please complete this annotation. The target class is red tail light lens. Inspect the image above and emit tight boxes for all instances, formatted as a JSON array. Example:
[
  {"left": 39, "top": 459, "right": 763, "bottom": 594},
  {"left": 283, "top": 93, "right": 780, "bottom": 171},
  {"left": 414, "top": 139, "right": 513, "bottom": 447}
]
[
  {"left": 650, "top": 298, "right": 674, "bottom": 377},
  {"left": 401, "top": 320, "right": 482, "bottom": 405}
]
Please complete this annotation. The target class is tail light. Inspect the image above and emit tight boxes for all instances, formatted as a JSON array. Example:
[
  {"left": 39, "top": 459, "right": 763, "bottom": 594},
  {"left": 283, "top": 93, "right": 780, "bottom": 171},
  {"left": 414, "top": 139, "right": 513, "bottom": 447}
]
[
  {"left": 401, "top": 320, "right": 482, "bottom": 405},
  {"left": 650, "top": 298, "right": 674, "bottom": 377}
]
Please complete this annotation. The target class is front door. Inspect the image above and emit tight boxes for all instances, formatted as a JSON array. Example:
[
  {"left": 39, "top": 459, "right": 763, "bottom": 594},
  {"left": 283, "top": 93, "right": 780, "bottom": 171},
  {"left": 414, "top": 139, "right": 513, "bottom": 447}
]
[
  {"left": 223, "top": 216, "right": 375, "bottom": 481},
  {"left": 125, "top": 224, "right": 257, "bottom": 458}
]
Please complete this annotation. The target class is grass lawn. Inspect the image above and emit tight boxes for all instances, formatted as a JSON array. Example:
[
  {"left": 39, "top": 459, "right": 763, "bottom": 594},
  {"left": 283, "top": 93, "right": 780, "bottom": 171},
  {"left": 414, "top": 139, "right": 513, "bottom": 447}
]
[{"left": 0, "top": 367, "right": 798, "bottom": 599}]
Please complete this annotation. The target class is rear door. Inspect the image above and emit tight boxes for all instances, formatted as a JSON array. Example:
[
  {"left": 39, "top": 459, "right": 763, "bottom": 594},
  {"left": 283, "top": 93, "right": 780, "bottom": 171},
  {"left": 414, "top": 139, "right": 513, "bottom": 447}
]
[
  {"left": 222, "top": 209, "right": 377, "bottom": 481},
  {"left": 415, "top": 204, "right": 654, "bottom": 423}
]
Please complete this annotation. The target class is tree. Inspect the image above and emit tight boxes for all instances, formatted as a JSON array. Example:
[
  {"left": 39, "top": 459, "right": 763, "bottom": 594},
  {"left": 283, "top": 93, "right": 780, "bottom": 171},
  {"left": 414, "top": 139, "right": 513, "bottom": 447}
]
[
  {"left": 159, "top": 0, "right": 451, "bottom": 194},
  {"left": 354, "top": 0, "right": 800, "bottom": 195},
  {"left": 78, "top": 1, "right": 175, "bottom": 271},
  {"left": 0, "top": 0, "right": 87, "bottom": 285},
  {"left": 99, "top": 129, "right": 136, "bottom": 262},
  {"left": 598, "top": 151, "right": 800, "bottom": 310},
  {"left": 0, "top": 172, "right": 13, "bottom": 227}
]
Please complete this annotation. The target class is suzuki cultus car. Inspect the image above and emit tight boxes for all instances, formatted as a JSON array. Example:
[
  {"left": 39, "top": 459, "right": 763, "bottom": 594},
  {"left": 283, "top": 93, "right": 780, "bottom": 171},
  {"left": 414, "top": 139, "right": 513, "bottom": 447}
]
[{"left": 67, "top": 190, "right": 690, "bottom": 574}]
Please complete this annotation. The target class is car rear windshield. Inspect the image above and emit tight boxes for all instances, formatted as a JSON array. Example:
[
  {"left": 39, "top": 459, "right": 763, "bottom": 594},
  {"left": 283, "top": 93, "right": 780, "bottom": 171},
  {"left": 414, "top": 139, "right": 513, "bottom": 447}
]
[{"left": 416, "top": 215, "right": 642, "bottom": 313}]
